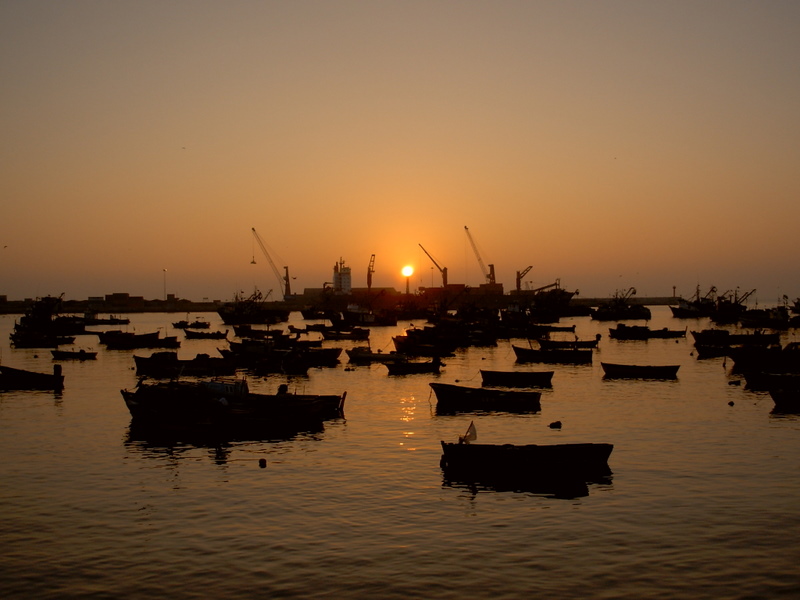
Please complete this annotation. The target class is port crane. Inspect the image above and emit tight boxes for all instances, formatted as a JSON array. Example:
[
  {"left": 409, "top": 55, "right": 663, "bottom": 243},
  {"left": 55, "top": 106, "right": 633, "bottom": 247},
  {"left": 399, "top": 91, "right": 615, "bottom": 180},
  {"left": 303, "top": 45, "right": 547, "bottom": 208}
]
[
  {"left": 251, "top": 227, "right": 291, "bottom": 300},
  {"left": 367, "top": 254, "right": 375, "bottom": 290},
  {"left": 418, "top": 244, "right": 448, "bottom": 286},
  {"left": 515, "top": 266, "right": 533, "bottom": 292},
  {"left": 464, "top": 226, "right": 495, "bottom": 284}
]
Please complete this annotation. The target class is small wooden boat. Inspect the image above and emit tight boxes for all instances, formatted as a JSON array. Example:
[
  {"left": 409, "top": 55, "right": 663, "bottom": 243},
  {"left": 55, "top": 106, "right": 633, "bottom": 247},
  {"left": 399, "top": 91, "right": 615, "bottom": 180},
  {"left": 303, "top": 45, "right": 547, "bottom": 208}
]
[
  {"left": 429, "top": 382, "right": 541, "bottom": 414},
  {"left": 609, "top": 324, "right": 686, "bottom": 340},
  {"left": 183, "top": 329, "right": 229, "bottom": 340},
  {"left": 690, "top": 329, "right": 780, "bottom": 347},
  {"left": 439, "top": 423, "right": 613, "bottom": 495},
  {"left": 479, "top": 369, "right": 554, "bottom": 388},
  {"left": 0, "top": 364, "right": 64, "bottom": 391},
  {"left": 133, "top": 352, "right": 237, "bottom": 378},
  {"left": 769, "top": 387, "right": 800, "bottom": 412},
  {"left": 512, "top": 345, "right": 592, "bottom": 364},
  {"left": 172, "top": 318, "right": 210, "bottom": 329},
  {"left": 345, "top": 346, "right": 407, "bottom": 364},
  {"left": 51, "top": 349, "right": 97, "bottom": 361},
  {"left": 320, "top": 327, "right": 370, "bottom": 341},
  {"left": 386, "top": 358, "right": 443, "bottom": 375},
  {"left": 536, "top": 335, "right": 600, "bottom": 350},
  {"left": 120, "top": 378, "right": 346, "bottom": 429},
  {"left": 600, "top": 362, "right": 680, "bottom": 379},
  {"left": 97, "top": 330, "right": 180, "bottom": 350}
]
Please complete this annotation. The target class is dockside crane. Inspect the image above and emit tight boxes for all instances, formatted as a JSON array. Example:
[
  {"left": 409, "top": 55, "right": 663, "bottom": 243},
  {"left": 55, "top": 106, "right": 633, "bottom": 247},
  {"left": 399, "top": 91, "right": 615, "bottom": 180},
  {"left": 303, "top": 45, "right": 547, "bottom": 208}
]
[
  {"left": 367, "top": 254, "right": 375, "bottom": 290},
  {"left": 515, "top": 266, "right": 533, "bottom": 291},
  {"left": 251, "top": 227, "right": 291, "bottom": 299},
  {"left": 418, "top": 244, "right": 448, "bottom": 286},
  {"left": 464, "top": 226, "right": 495, "bottom": 284}
]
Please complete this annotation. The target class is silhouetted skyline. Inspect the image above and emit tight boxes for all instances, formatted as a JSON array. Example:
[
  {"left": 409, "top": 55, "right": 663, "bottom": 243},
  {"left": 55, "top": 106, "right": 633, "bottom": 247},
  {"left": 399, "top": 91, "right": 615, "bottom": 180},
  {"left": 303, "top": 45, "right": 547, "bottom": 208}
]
[{"left": 2, "top": 2, "right": 799, "bottom": 304}]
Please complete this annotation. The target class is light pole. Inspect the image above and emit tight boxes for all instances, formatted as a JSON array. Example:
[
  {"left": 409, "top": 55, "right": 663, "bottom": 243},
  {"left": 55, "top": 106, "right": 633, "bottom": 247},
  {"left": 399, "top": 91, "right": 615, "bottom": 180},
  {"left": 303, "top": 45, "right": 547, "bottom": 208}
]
[
  {"left": 402, "top": 265, "right": 414, "bottom": 295},
  {"left": 163, "top": 269, "right": 167, "bottom": 300}
]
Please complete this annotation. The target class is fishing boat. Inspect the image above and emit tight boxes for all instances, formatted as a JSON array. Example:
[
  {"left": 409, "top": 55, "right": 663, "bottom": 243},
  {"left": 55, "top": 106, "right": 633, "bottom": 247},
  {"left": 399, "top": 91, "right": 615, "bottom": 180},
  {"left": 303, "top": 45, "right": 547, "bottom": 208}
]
[
  {"left": 439, "top": 422, "right": 613, "bottom": 495},
  {"left": 512, "top": 345, "right": 593, "bottom": 364},
  {"left": 609, "top": 324, "right": 686, "bottom": 340},
  {"left": 120, "top": 378, "right": 345, "bottom": 430},
  {"left": 133, "top": 352, "right": 237, "bottom": 378},
  {"left": 103, "top": 331, "right": 180, "bottom": 350},
  {"left": 600, "top": 362, "right": 680, "bottom": 379},
  {"left": 217, "top": 289, "right": 291, "bottom": 325},
  {"left": 669, "top": 286, "right": 718, "bottom": 318},
  {"left": 590, "top": 288, "right": 651, "bottom": 321},
  {"left": 479, "top": 369, "right": 554, "bottom": 388},
  {"left": 183, "top": 329, "right": 229, "bottom": 340},
  {"left": 429, "top": 382, "right": 541, "bottom": 414},
  {"left": 345, "top": 346, "right": 407, "bottom": 364},
  {"left": 320, "top": 327, "right": 370, "bottom": 341},
  {"left": 0, "top": 364, "right": 64, "bottom": 391},
  {"left": 536, "top": 334, "right": 601, "bottom": 350},
  {"left": 50, "top": 349, "right": 97, "bottom": 361},
  {"left": 690, "top": 329, "right": 780, "bottom": 347},
  {"left": 386, "top": 357, "right": 443, "bottom": 375},
  {"left": 768, "top": 373, "right": 800, "bottom": 413},
  {"left": 172, "top": 318, "right": 211, "bottom": 329}
]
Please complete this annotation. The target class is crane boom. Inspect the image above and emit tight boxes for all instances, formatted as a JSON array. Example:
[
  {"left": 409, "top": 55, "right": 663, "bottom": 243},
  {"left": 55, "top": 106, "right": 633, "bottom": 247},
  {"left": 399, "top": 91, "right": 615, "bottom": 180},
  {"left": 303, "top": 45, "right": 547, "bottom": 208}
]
[
  {"left": 367, "top": 254, "right": 375, "bottom": 290},
  {"left": 418, "top": 244, "right": 448, "bottom": 286},
  {"left": 251, "top": 227, "right": 290, "bottom": 299},
  {"left": 515, "top": 266, "right": 533, "bottom": 291},
  {"left": 464, "top": 226, "right": 495, "bottom": 284}
]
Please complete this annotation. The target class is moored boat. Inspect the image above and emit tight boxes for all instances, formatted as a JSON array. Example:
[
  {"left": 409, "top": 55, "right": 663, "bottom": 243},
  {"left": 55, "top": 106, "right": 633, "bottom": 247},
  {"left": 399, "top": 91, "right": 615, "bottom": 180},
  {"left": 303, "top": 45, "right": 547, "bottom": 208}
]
[
  {"left": 345, "top": 346, "right": 407, "bottom": 364},
  {"left": 609, "top": 324, "right": 686, "bottom": 340},
  {"left": 51, "top": 349, "right": 97, "bottom": 360},
  {"left": 429, "top": 382, "right": 541, "bottom": 414},
  {"left": 0, "top": 364, "right": 64, "bottom": 391},
  {"left": 120, "top": 378, "right": 345, "bottom": 430},
  {"left": 536, "top": 335, "right": 600, "bottom": 350},
  {"left": 386, "top": 357, "right": 443, "bottom": 375},
  {"left": 479, "top": 369, "right": 554, "bottom": 388},
  {"left": 439, "top": 423, "right": 613, "bottom": 496},
  {"left": 183, "top": 329, "right": 229, "bottom": 340},
  {"left": 768, "top": 387, "right": 800, "bottom": 412},
  {"left": 133, "top": 352, "right": 237, "bottom": 378},
  {"left": 217, "top": 289, "right": 291, "bottom": 325},
  {"left": 590, "top": 288, "right": 651, "bottom": 321},
  {"left": 512, "top": 345, "right": 592, "bottom": 364},
  {"left": 600, "top": 362, "right": 680, "bottom": 379}
]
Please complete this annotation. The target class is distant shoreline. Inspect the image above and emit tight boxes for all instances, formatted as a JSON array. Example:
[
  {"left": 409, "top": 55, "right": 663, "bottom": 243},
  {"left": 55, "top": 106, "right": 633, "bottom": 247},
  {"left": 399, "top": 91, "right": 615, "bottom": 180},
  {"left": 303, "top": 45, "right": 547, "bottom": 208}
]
[{"left": 0, "top": 295, "right": 679, "bottom": 315}]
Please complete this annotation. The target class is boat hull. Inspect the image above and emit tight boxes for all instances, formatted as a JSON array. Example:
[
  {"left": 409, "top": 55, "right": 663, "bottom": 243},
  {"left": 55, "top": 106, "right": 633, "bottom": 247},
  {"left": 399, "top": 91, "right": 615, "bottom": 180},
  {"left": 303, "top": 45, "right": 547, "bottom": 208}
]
[
  {"left": 0, "top": 364, "right": 64, "bottom": 391},
  {"left": 512, "top": 345, "right": 592, "bottom": 364},
  {"left": 429, "top": 382, "right": 541, "bottom": 414},
  {"left": 440, "top": 441, "right": 613, "bottom": 494},
  {"left": 121, "top": 380, "right": 345, "bottom": 431},
  {"left": 601, "top": 362, "right": 680, "bottom": 379},
  {"left": 479, "top": 370, "right": 554, "bottom": 388}
]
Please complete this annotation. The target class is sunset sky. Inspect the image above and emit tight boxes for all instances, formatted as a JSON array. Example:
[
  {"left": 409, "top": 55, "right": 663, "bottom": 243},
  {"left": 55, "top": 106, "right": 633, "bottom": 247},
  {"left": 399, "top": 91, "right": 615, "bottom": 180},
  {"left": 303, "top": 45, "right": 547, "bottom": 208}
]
[{"left": 2, "top": 1, "right": 799, "bottom": 305}]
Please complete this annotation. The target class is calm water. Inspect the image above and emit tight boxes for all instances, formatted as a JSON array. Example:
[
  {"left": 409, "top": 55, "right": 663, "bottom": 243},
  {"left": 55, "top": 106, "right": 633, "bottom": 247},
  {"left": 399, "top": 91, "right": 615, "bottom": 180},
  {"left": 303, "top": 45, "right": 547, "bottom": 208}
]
[{"left": 1, "top": 306, "right": 798, "bottom": 599}]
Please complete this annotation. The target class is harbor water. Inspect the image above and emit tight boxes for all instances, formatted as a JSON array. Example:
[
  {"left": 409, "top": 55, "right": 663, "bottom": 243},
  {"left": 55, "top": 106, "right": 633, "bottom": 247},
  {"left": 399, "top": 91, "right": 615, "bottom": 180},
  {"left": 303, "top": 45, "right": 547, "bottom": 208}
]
[{"left": 1, "top": 306, "right": 798, "bottom": 599}]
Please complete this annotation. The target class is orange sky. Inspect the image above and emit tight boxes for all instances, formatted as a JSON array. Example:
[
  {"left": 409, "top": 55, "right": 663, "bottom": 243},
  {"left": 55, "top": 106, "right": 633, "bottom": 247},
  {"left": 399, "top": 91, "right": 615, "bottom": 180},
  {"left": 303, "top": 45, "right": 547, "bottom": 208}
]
[{"left": 2, "top": 1, "right": 799, "bottom": 304}]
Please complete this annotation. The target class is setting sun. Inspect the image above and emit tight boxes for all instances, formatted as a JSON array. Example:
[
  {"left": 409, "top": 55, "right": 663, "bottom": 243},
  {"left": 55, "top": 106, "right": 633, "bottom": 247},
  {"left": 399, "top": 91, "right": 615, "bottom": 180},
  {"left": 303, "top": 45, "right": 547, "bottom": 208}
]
[{"left": 401, "top": 266, "right": 414, "bottom": 277}]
